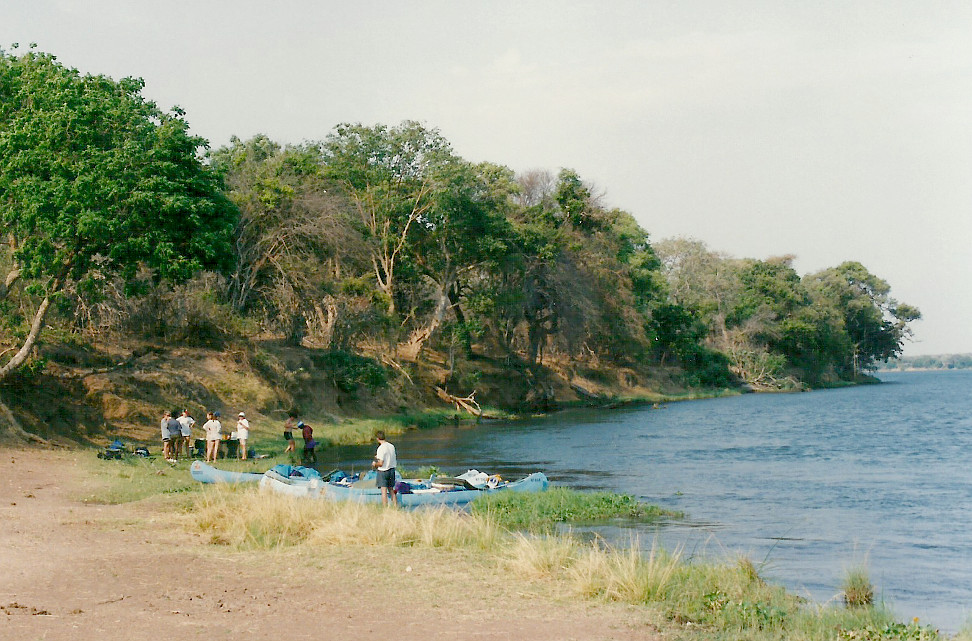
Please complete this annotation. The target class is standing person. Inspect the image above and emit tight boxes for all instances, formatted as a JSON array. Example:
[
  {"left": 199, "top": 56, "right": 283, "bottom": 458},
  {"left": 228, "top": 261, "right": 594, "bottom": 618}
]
[
  {"left": 299, "top": 421, "right": 316, "bottom": 464},
  {"left": 160, "top": 410, "right": 175, "bottom": 461},
  {"left": 177, "top": 409, "right": 195, "bottom": 458},
  {"left": 283, "top": 410, "right": 297, "bottom": 455},
  {"left": 203, "top": 411, "right": 222, "bottom": 462},
  {"left": 168, "top": 410, "right": 184, "bottom": 461},
  {"left": 372, "top": 430, "right": 397, "bottom": 507},
  {"left": 236, "top": 412, "right": 250, "bottom": 460}
]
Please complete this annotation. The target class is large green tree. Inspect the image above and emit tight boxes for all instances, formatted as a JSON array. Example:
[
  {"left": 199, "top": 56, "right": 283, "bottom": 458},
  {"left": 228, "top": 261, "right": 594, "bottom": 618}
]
[
  {"left": 805, "top": 261, "right": 920, "bottom": 375},
  {"left": 400, "top": 160, "right": 517, "bottom": 359},
  {"left": 320, "top": 121, "right": 453, "bottom": 319},
  {"left": 0, "top": 47, "right": 236, "bottom": 384}
]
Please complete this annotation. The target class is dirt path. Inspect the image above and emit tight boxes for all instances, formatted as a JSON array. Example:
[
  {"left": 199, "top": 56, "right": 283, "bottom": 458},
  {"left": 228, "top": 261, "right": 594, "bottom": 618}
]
[{"left": 0, "top": 449, "right": 664, "bottom": 641}]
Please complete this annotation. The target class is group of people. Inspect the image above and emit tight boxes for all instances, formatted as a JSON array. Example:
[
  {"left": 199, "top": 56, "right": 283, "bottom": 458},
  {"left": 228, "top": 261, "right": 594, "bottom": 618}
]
[
  {"left": 160, "top": 408, "right": 251, "bottom": 463},
  {"left": 159, "top": 406, "right": 399, "bottom": 506},
  {"left": 282, "top": 411, "right": 398, "bottom": 506},
  {"left": 283, "top": 410, "right": 318, "bottom": 464}
]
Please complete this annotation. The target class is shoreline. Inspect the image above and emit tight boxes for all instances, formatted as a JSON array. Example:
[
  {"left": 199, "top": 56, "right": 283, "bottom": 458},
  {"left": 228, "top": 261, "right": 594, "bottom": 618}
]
[{"left": 12, "top": 447, "right": 950, "bottom": 641}]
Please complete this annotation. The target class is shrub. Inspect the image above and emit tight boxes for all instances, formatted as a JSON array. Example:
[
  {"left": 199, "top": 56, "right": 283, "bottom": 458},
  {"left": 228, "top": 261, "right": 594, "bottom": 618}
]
[{"left": 311, "top": 350, "right": 388, "bottom": 393}]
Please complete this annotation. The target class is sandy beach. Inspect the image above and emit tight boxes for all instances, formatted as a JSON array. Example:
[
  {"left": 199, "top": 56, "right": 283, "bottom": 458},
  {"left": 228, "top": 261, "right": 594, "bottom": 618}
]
[{"left": 0, "top": 448, "right": 663, "bottom": 641}]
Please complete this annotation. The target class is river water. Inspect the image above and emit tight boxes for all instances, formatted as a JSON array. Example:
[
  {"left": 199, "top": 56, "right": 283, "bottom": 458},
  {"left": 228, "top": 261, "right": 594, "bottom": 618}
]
[{"left": 317, "top": 370, "right": 972, "bottom": 631}]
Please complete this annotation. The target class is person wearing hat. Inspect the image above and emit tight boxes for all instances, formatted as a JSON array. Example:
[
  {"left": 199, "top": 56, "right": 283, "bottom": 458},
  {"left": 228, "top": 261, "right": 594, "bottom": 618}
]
[
  {"left": 203, "top": 411, "right": 223, "bottom": 462},
  {"left": 299, "top": 421, "right": 316, "bottom": 464},
  {"left": 236, "top": 412, "right": 250, "bottom": 460}
]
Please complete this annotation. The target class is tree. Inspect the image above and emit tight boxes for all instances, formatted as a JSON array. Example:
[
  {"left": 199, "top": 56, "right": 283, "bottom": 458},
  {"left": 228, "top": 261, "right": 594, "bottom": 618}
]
[
  {"left": 0, "top": 48, "right": 235, "bottom": 385},
  {"left": 211, "top": 135, "right": 365, "bottom": 345},
  {"left": 395, "top": 160, "right": 517, "bottom": 359},
  {"left": 805, "top": 261, "right": 920, "bottom": 375},
  {"left": 320, "top": 121, "right": 453, "bottom": 318}
]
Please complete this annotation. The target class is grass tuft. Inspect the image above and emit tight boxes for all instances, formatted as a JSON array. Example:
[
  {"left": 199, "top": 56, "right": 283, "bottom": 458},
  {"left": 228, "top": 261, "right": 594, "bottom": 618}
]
[{"left": 843, "top": 566, "right": 876, "bottom": 608}]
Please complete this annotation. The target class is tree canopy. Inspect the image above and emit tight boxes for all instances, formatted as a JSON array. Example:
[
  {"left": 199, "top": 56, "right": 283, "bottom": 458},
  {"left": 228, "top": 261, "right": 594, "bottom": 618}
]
[
  {"left": 0, "top": 47, "right": 922, "bottom": 403},
  {"left": 0, "top": 46, "right": 236, "bottom": 379}
]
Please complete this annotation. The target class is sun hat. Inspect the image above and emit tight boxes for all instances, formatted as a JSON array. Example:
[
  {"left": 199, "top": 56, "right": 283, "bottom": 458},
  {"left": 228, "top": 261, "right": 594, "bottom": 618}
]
[{"left": 238, "top": 412, "right": 245, "bottom": 417}]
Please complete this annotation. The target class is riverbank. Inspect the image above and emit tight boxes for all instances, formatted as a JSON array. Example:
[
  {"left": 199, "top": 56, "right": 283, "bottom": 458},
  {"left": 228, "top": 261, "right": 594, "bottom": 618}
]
[
  {"left": 4, "top": 446, "right": 959, "bottom": 641},
  {"left": 0, "top": 447, "right": 665, "bottom": 641}
]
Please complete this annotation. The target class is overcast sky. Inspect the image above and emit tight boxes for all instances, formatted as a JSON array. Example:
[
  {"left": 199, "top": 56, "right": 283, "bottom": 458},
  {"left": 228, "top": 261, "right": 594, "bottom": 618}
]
[{"left": 5, "top": 1, "right": 971, "bottom": 355}]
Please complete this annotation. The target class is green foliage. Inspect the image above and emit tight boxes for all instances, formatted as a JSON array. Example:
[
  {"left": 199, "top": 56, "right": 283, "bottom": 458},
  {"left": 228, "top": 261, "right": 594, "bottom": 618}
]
[
  {"left": 0, "top": 47, "right": 922, "bottom": 395},
  {"left": 880, "top": 353, "right": 972, "bottom": 370},
  {"left": 805, "top": 262, "right": 921, "bottom": 375},
  {"left": 0, "top": 355, "right": 48, "bottom": 390},
  {"left": 656, "top": 239, "right": 919, "bottom": 387},
  {"left": 311, "top": 350, "right": 388, "bottom": 393},
  {"left": 471, "top": 486, "right": 680, "bottom": 532},
  {"left": 0, "top": 48, "right": 236, "bottom": 289},
  {"left": 837, "top": 621, "right": 939, "bottom": 641}
]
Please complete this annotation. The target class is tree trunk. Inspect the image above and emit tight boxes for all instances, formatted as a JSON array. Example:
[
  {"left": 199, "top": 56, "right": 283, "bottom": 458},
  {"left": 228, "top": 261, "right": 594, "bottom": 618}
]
[
  {"left": 0, "top": 395, "right": 47, "bottom": 445},
  {"left": 447, "top": 285, "right": 473, "bottom": 358},
  {"left": 399, "top": 280, "right": 452, "bottom": 361},
  {"left": 0, "top": 268, "right": 21, "bottom": 301},
  {"left": 0, "top": 295, "right": 52, "bottom": 382}
]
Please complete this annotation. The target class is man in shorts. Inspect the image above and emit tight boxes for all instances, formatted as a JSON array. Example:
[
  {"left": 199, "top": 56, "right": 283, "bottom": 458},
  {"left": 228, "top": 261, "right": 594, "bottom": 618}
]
[
  {"left": 162, "top": 410, "right": 182, "bottom": 462},
  {"left": 283, "top": 410, "right": 297, "bottom": 454},
  {"left": 372, "top": 430, "right": 397, "bottom": 507},
  {"left": 160, "top": 410, "right": 174, "bottom": 461}
]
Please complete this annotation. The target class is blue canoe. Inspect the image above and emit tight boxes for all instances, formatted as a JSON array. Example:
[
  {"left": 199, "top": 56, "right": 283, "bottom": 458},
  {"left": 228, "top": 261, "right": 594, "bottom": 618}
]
[
  {"left": 190, "top": 461, "right": 265, "bottom": 484},
  {"left": 323, "top": 471, "right": 549, "bottom": 508},
  {"left": 258, "top": 464, "right": 324, "bottom": 498}
]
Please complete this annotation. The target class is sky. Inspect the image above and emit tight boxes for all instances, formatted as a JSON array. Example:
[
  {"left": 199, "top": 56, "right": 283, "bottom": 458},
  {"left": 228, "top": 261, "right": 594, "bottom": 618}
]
[{"left": 4, "top": 1, "right": 971, "bottom": 355}]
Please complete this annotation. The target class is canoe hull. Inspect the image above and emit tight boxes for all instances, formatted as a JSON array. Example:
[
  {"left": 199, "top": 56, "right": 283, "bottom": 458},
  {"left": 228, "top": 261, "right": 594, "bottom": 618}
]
[
  {"left": 259, "top": 469, "right": 324, "bottom": 498},
  {"left": 324, "top": 472, "right": 548, "bottom": 507},
  {"left": 190, "top": 461, "right": 265, "bottom": 484}
]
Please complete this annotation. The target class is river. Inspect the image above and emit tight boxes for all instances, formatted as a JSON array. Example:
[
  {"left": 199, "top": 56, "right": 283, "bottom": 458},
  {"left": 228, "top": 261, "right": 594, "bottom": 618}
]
[{"left": 317, "top": 370, "right": 972, "bottom": 631}]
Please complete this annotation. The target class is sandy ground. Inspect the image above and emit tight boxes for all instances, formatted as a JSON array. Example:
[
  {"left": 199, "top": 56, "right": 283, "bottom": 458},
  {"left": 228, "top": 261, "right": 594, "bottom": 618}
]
[{"left": 0, "top": 448, "right": 666, "bottom": 641}]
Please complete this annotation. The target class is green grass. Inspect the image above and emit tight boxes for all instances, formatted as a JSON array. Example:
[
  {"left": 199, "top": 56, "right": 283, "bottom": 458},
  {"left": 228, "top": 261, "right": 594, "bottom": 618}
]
[
  {"left": 80, "top": 454, "right": 199, "bottom": 504},
  {"left": 470, "top": 486, "right": 682, "bottom": 532}
]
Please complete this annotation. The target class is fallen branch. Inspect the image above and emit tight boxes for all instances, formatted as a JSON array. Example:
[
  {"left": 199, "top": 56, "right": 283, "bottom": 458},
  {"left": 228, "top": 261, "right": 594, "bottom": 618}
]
[
  {"left": 381, "top": 355, "right": 413, "bottom": 384},
  {"left": 435, "top": 387, "right": 482, "bottom": 417}
]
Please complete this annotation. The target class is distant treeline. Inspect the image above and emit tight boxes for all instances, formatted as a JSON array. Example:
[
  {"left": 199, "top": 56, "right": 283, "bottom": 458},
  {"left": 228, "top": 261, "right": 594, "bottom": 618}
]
[
  {"left": 0, "top": 47, "right": 922, "bottom": 394},
  {"left": 878, "top": 354, "right": 972, "bottom": 371}
]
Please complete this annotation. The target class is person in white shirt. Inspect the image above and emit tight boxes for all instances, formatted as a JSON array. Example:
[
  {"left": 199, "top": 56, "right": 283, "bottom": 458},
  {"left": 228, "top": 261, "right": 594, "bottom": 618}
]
[
  {"left": 372, "top": 430, "right": 397, "bottom": 507},
  {"left": 177, "top": 409, "right": 195, "bottom": 459},
  {"left": 203, "top": 411, "right": 222, "bottom": 462},
  {"left": 236, "top": 412, "right": 250, "bottom": 460}
]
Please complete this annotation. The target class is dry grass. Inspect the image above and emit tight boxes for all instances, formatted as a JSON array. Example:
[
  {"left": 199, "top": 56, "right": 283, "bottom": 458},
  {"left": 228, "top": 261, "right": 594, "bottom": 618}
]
[
  {"left": 187, "top": 489, "right": 926, "bottom": 640},
  {"left": 192, "top": 485, "right": 505, "bottom": 551}
]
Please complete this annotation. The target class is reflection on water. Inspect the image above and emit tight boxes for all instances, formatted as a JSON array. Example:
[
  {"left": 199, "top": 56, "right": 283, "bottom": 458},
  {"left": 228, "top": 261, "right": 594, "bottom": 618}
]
[{"left": 315, "top": 371, "right": 972, "bottom": 631}]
